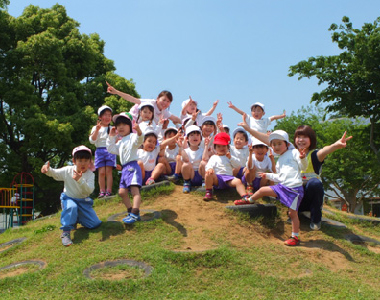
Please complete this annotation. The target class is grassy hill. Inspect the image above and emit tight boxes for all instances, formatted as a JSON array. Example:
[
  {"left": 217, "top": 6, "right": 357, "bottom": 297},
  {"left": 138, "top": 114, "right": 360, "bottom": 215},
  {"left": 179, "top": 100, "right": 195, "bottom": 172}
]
[{"left": 0, "top": 183, "right": 380, "bottom": 299}]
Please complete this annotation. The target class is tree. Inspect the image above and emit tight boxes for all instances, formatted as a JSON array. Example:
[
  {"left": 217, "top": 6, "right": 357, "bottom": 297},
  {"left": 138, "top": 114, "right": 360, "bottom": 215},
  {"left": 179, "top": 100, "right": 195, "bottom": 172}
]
[
  {"left": 276, "top": 106, "right": 380, "bottom": 213},
  {"left": 288, "top": 16, "right": 380, "bottom": 163},
  {"left": 0, "top": 5, "right": 138, "bottom": 214}
]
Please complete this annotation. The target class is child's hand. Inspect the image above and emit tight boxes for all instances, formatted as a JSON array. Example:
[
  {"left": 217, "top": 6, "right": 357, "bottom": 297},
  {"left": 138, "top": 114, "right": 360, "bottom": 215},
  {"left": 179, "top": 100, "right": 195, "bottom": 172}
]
[
  {"left": 133, "top": 123, "right": 142, "bottom": 135},
  {"left": 227, "top": 101, "right": 234, "bottom": 109},
  {"left": 259, "top": 172, "right": 267, "bottom": 179},
  {"left": 106, "top": 81, "right": 117, "bottom": 94},
  {"left": 226, "top": 151, "right": 231, "bottom": 159},
  {"left": 217, "top": 112, "right": 223, "bottom": 122},
  {"left": 213, "top": 100, "right": 219, "bottom": 108},
  {"left": 192, "top": 110, "right": 201, "bottom": 121},
  {"left": 268, "top": 148, "right": 274, "bottom": 159},
  {"left": 41, "top": 161, "right": 50, "bottom": 174},
  {"left": 206, "top": 169, "right": 214, "bottom": 176},
  {"left": 248, "top": 145, "right": 254, "bottom": 154},
  {"left": 237, "top": 113, "right": 249, "bottom": 130},
  {"left": 109, "top": 126, "right": 117, "bottom": 137},
  {"left": 282, "top": 110, "right": 286, "bottom": 117},
  {"left": 204, "top": 136, "right": 211, "bottom": 147},
  {"left": 95, "top": 120, "right": 102, "bottom": 131},
  {"left": 73, "top": 169, "right": 82, "bottom": 181},
  {"left": 298, "top": 148, "right": 306, "bottom": 159},
  {"left": 116, "top": 164, "right": 122, "bottom": 171}
]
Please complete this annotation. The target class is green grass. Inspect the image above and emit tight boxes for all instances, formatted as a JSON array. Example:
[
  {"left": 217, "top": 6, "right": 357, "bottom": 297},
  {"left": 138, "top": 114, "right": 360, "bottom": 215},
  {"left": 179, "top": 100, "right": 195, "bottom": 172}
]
[{"left": 0, "top": 183, "right": 380, "bottom": 299}]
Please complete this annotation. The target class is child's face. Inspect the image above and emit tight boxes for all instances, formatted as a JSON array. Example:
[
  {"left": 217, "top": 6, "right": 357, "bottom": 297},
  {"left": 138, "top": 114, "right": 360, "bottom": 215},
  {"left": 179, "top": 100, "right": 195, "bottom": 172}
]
[
  {"left": 202, "top": 124, "right": 215, "bottom": 137},
  {"left": 251, "top": 106, "right": 265, "bottom": 120},
  {"left": 186, "top": 102, "right": 197, "bottom": 114},
  {"left": 215, "top": 144, "right": 228, "bottom": 156},
  {"left": 233, "top": 132, "right": 248, "bottom": 149},
  {"left": 156, "top": 95, "right": 171, "bottom": 111},
  {"left": 271, "top": 139, "right": 288, "bottom": 155},
  {"left": 165, "top": 132, "right": 177, "bottom": 146},
  {"left": 295, "top": 134, "right": 311, "bottom": 151},
  {"left": 140, "top": 107, "right": 153, "bottom": 122},
  {"left": 73, "top": 158, "right": 91, "bottom": 173},
  {"left": 188, "top": 132, "right": 201, "bottom": 146},
  {"left": 143, "top": 136, "right": 157, "bottom": 152},
  {"left": 116, "top": 123, "right": 131, "bottom": 137},
  {"left": 99, "top": 110, "right": 112, "bottom": 126},
  {"left": 253, "top": 145, "right": 268, "bottom": 161}
]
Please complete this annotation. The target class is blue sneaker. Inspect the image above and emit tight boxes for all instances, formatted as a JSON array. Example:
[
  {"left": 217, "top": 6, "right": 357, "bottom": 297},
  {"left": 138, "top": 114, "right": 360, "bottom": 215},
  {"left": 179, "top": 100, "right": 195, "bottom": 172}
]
[
  {"left": 183, "top": 182, "right": 191, "bottom": 193},
  {"left": 122, "top": 213, "right": 141, "bottom": 224}
]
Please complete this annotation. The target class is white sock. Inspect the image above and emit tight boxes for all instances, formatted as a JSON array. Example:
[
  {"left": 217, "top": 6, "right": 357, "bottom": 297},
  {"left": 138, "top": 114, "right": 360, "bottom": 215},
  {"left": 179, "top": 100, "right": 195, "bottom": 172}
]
[{"left": 292, "top": 232, "right": 299, "bottom": 238}]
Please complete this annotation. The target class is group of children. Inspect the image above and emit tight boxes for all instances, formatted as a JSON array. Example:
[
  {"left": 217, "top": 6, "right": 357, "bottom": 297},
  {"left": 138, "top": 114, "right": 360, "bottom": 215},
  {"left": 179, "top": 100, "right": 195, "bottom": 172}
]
[{"left": 42, "top": 82, "right": 347, "bottom": 248}]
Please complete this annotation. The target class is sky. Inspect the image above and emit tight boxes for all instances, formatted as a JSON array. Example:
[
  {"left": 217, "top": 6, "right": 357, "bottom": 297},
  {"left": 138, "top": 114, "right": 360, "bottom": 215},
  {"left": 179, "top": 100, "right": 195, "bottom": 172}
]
[{"left": 7, "top": 1, "right": 380, "bottom": 130}]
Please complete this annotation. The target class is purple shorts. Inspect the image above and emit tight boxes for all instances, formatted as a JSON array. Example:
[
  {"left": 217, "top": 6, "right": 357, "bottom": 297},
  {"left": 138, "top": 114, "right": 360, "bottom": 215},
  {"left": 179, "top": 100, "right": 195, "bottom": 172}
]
[
  {"left": 242, "top": 175, "right": 261, "bottom": 191},
  {"left": 236, "top": 167, "right": 244, "bottom": 179},
  {"left": 215, "top": 174, "right": 235, "bottom": 190},
  {"left": 191, "top": 170, "right": 203, "bottom": 186},
  {"left": 142, "top": 170, "right": 153, "bottom": 185},
  {"left": 168, "top": 162, "right": 176, "bottom": 175},
  {"left": 95, "top": 148, "right": 116, "bottom": 169},
  {"left": 119, "top": 161, "right": 142, "bottom": 189},
  {"left": 270, "top": 184, "right": 304, "bottom": 211}
]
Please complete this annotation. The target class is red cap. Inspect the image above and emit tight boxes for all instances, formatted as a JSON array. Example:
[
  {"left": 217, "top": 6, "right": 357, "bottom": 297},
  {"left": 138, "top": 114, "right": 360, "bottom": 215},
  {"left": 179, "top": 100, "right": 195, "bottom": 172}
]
[{"left": 213, "top": 132, "right": 230, "bottom": 145}]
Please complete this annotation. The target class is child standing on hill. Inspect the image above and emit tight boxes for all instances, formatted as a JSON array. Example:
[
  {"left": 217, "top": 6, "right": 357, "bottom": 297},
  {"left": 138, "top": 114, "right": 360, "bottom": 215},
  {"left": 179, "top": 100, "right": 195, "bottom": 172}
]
[
  {"left": 227, "top": 101, "right": 286, "bottom": 133},
  {"left": 41, "top": 146, "right": 102, "bottom": 246},
  {"left": 203, "top": 132, "right": 250, "bottom": 201},
  {"left": 89, "top": 105, "right": 116, "bottom": 198},
  {"left": 235, "top": 130, "right": 307, "bottom": 247},
  {"left": 106, "top": 82, "right": 181, "bottom": 126},
  {"left": 106, "top": 112, "right": 145, "bottom": 224}
]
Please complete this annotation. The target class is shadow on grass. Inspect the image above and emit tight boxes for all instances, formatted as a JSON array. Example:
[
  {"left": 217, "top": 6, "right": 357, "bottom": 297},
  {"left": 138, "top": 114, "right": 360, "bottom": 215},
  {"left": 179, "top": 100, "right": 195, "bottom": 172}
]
[
  {"left": 73, "top": 221, "right": 126, "bottom": 243},
  {"left": 160, "top": 209, "right": 187, "bottom": 237}
]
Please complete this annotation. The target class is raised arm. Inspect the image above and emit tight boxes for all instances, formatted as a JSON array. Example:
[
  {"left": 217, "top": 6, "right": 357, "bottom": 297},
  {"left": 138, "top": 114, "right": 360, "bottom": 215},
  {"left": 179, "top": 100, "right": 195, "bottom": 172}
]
[
  {"left": 204, "top": 100, "right": 219, "bottom": 116},
  {"left": 227, "top": 101, "right": 245, "bottom": 116},
  {"left": 238, "top": 113, "right": 270, "bottom": 145},
  {"left": 106, "top": 82, "right": 141, "bottom": 105},
  {"left": 269, "top": 110, "right": 286, "bottom": 122},
  {"left": 316, "top": 131, "right": 353, "bottom": 162}
]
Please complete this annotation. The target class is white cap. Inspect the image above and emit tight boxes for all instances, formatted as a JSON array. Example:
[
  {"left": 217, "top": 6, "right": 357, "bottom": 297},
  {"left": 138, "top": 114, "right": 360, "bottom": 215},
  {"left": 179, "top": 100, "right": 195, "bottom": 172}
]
[
  {"left": 201, "top": 116, "right": 216, "bottom": 126},
  {"left": 186, "top": 125, "right": 201, "bottom": 136},
  {"left": 269, "top": 130, "right": 289, "bottom": 144},
  {"left": 98, "top": 105, "right": 112, "bottom": 116},
  {"left": 251, "top": 137, "right": 268, "bottom": 147},
  {"left": 112, "top": 112, "right": 132, "bottom": 123},
  {"left": 164, "top": 127, "right": 178, "bottom": 136},
  {"left": 72, "top": 145, "right": 92, "bottom": 156},
  {"left": 223, "top": 124, "right": 230, "bottom": 130},
  {"left": 181, "top": 98, "right": 197, "bottom": 109},
  {"left": 138, "top": 101, "right": 154, "bottom": 110},
  {"left": 232, "top": 128, "right": 248, "bottom": 139},
  {"left": 144, "top": 129, "right": 158, "bottom": 139},
  {"left": 250, "top": 102, "right": 265, "bottom": 112}
]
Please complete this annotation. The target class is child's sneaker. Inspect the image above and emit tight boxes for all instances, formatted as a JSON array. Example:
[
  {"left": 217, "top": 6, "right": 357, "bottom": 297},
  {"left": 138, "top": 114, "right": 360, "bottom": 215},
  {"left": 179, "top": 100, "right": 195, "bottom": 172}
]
[
  {"left": 167, "top": 174, "right": 180, "bottom": 183},
  {"left": 234, "top": 195, "right": 253, "bottom": 205},
  {"left": 61, "top": 231, "right": 73, "bottom": 246},
  {"left": 183, "top": 181, "right": 191, "bottom": 193},
  {"left": 203, "top": 190, "right": 213, "bottom": 201},
  {"left": 145, "top": 177, "right": 155, "bottom": 185},
  {"left": 247, "top": 185, "right": 254, "bottom": 196},
  {"left": 98, "top": 191, "right": 106, "bottom": 198},
  {"left": 105, "top": 191, "right": 112, "bottom": 197},
  {"left": 284, "top": 236, "right": 300, "bottom": 246},
  {"left": 122, "top": 213, "right": 141, "bottom": 224}
]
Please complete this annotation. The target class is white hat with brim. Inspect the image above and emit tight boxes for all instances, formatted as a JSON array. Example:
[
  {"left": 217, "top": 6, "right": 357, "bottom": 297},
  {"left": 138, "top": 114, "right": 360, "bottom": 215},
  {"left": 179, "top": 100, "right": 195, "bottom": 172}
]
[
  {"left": 251, "top": 137, "right": 268, "bottom": 147},
  {"left": 232, "top": 128, "right": 248, "bottom": 139},
  {"left": 269, "top": 130, "right": 289, "bottom": 144},
  {"left": 250, "top": 102, "right": 265, "bottom": 112},
  {"left": 138, "top": 101, "right": 154, "bottom": 110},
  {"left": 112, "top": 112, "right": 132, "bottom": 124},
  {"left": 98, "top": 105, "right": 112, "bottom": 116},
  {"left": 181, "top": 98, "right": 197, "bottom": 109},
  {"left": 72, "top": 145, "right": 92, "bottom": 156},
  {"left": 186, "top": 125, "right": 201, "bottom": 136},
  {"left": 144, "top": 129, "right": 158, "bottom": 139},
  {"left": 164, "top": 127, "right": 178, "bottom": 136},
  {"left": 201, "top": 116, "right": 216, "bottom": 126}
]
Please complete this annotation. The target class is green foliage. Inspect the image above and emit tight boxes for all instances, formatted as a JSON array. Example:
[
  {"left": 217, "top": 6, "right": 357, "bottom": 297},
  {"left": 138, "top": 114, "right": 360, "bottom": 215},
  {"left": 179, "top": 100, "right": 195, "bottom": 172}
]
[
  {"left": 0, "top": 5, "right": 138, "bottom": 214},
  {"left": 289, "top": 16, "right": 380, "bottom": 160}
]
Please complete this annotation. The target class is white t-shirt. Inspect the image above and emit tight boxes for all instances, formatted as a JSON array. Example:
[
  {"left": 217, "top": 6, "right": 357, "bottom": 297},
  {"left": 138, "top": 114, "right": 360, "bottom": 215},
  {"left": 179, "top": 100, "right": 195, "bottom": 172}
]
[
  {"left": 137, "top": 146, "right": 161, "bottom": 172},
  {"left": 45, "top": 166, "right": 94, "bottom": 199},
  {"left": 205, "top": 155, "right": 241, "bottom": 176},
  {"left": 245, "top": 116, "right": 271, "bottom": 134},
  {"left": 229, "top": 146, "right": 249, "bottom": 168},
  {"left": 247, "top": 155, "right": 273, "bottom": 178},
  {"left": 183, "top": 147, "right": 203, "bottom": 171},
  {"left": 107, "top": 133, "right": 144, "bottom": 165},
  {"left": 89, "top": 126, "right": 110, "bottom": 148},
  {"left": 130, "top": 99, "right": 172, "bottom": 125},
  {"left": 165, "top": 145, "right": 179, "bottom": 163},
  {"left": 180, "top": 111, "right": 206, "bottom": 126}
]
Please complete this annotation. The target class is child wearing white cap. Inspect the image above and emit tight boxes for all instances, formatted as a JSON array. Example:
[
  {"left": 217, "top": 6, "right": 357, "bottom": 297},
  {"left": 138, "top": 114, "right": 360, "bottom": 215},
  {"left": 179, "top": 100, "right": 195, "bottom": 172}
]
[
  {"left": 89, "top": 105, "right": 116, "bottom": 198},
  {"left": 159, "top": 127, "right": 182, "bottom": 182},
  {"left": 41, "top": 146, "right": 101, "bottom": 246},
  {"left": 234, "top": 130, "right": 308, "bottom": 246},
  {"left": 180, "top": 96, "right": 219, "bottom": 125},
  {"left": 227, "top": 101, "right": 286, "bottom": 134},
  {"left": 229, "top": 128, "right": 250, "bottom": 178}
]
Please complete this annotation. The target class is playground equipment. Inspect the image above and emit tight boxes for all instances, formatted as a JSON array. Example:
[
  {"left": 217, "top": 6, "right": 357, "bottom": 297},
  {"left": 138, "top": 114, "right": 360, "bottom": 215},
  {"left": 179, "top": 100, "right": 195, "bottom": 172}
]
[{"left": 0, "top": 173, "right": 34, "bottom": 230}]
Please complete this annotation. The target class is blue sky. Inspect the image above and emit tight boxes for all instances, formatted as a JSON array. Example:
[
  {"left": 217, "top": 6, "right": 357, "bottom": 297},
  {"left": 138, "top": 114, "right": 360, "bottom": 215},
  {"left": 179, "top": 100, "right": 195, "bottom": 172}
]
[{"left": 7, "top": 1, "right": 380, "bottom": 130}]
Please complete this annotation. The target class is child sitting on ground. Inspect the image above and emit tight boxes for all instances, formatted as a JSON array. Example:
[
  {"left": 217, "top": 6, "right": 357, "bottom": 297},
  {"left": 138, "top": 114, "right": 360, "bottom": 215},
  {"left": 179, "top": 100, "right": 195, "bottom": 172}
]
[
  {"left": 41, "top": 146, "right": 102, "bottom": 246},
  {"left": 229, "top": 128, "right": 250, "bottom": 178},
  {"left": 180, "top": 125, "right": 209, "bottom": 193},
  {"left": 137, "top": 129, "right": 180, "bottom": 185},
  {"left": 227, "top": 101, "right": 286, "bottom": 133},
  {"left": 159, "top": 127, "right": 182, "bottom": 182},
  {"left": 244, "top": 138, "right": 276, "bottom": 195},
  {"left": 106, "top": 112, "right": 145, "bottom": 224},
  {"left": 234, "top": 130, "right": 307, "bottom": 247},
  {"left": 89, "top": 105, "right": 117, "bottom": 198},
  {"left": 203, "top": 132, "right": 249, "bottom": 201}
]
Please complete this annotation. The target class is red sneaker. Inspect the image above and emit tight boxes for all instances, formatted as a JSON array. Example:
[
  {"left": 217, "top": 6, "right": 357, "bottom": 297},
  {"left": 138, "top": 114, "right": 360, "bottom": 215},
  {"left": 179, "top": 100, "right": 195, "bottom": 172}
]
[
  {"left": 284, "top": 236, "right": 300, "bottom": 246},
  {"left": 203, "top": 190, "right": 213, "bottom": 201},
  {"left": 247, "top": 185, "right": 254, "bottom": 196},
  {"left": 234, "top": 196, "right": 253, "bottom": 205}
]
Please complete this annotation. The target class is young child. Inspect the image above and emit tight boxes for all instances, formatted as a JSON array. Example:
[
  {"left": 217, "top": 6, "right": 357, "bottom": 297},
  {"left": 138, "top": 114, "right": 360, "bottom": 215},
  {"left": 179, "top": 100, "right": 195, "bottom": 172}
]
[
  {"left": 106, "top": 82, "right": 181, "bottom": 126},
  {"left": 136, "top": 101, "right": 156, "bottom": 133},
  {"left": 203, "top": 132, "right": 250, "bottom": 201},
  {"left": 159, "top": 127, "right": 182, "bottom": 182},
  {"left": 137, "top": 129, "right": 180, "bottom": 185},
  {"left": 229, "top": 128, "right": 250, "bottom": 178},
  {"left": 106, "top": 112, "right": 145, "bottom": 224},
  {"left": 200, "top": 116, "right": 217, "bottom": 153},
  {"left": 41, "top": 146, "right": 102, "bottom": 246},
  {"left": 227, "top": 101, "right": 286, "bottom": 133},
  {"left": 89, "top": 105, "right": 116, "bottom": 198},
  {"left": 244, "top": 138, "right": 276, "bottom": 195},
  {"left": 180, "top": 125, "right": 209, "bottom": 193},
  {"left": 234, "top": 130, "right": 307, "bottom": 246},
  {"left": 181, "top": 96, "right": 219, "bottom": 124}
]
